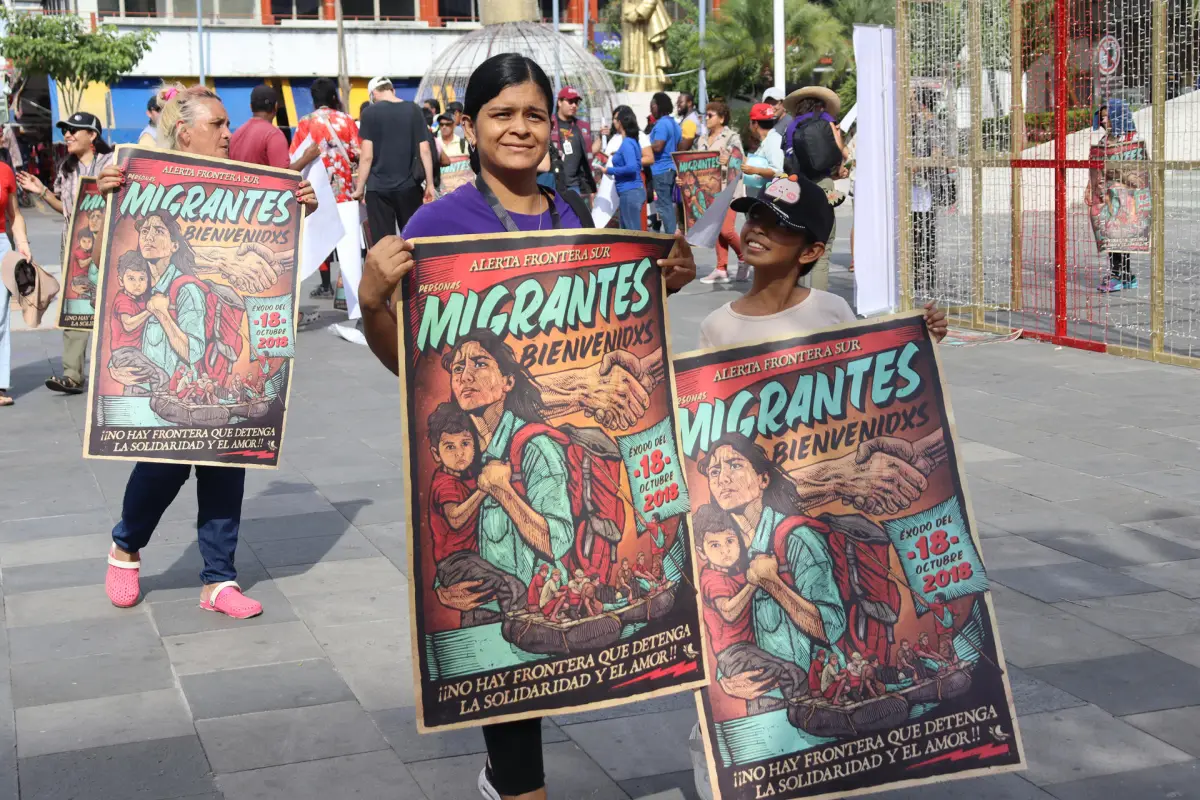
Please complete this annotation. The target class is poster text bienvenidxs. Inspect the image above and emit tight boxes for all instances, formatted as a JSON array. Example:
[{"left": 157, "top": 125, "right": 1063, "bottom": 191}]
[
  {"left": 399, "top": 230, "right": 709, "bottom": 731},
  {"left": 83, "top": 146, "right": 303, "bottom": 468},
  {"left": 674, "top": 314, "right": 1024, "bottom": 799}
]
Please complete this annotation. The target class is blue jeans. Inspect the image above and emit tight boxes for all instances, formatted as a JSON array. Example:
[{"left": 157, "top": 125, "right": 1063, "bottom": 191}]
[
  {"left": 112, "top": 462, "right": 245, "bottom": 584},
  {"left": 652, "top": 170, "right": 677, "bottom": 235},
  {"left": 617, "top": 186, "right": 646, "bottom": 231}
]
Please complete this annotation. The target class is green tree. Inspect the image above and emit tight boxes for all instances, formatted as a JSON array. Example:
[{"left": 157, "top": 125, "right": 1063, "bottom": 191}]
[
  {"left": 0, "top": 8, "right": 156, "bottom": 118},
  {"left": 702, "top": 0, "right": 841, "bottom": 102}
]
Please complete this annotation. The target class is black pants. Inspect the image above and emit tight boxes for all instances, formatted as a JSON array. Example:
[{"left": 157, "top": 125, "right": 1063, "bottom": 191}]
[
  {"left": 1109, "top": 252, "right": 1134, "bottom": 283},
  {"left": 913, "top": 210, "right": 937, "bottom": 294},
  {"left": 365, "top": 185, "right": 423, "bottom": 245},
  {"left": 483, "top": 717, "right": 544, "bottom": 795}
]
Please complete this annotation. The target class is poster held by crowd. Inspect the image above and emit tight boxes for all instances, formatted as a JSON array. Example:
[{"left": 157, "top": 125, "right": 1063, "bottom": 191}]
[
  {"left": 398, "top": 228, "right": 709, "bottom": 731},
  {"left": 439, "top": 154, "right": 474, "bottom": 196},
  {"left": 57, "top": 176, "right": 107, "bottom": 330},
  {"left": 1087, "top": 139, "right": 1150, "bottom": 253},
  {"left": 674, "top": 313, "right": 1024, "bottom": 800},
  {"left": 674, "top": 150, "right": 724, "bottom": 233},
  {"left": 83, "top": 146, "right": 304, "bottom": 468}
]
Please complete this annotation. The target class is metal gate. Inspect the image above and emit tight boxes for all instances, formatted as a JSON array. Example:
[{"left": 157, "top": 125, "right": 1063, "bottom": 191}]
[{"left": 897, "top": 0, "right": 1200, "bottom": 365}]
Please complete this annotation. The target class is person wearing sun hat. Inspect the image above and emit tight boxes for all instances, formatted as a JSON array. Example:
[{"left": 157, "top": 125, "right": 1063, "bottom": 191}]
[
  {"left": 779, "top": 86, "right": 849, "bottom": 292},
  {"left": 17, "top": 111, "right": 113, "bottom": 395}
]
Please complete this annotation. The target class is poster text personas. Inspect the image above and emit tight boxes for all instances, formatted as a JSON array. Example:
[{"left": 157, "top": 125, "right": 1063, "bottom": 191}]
[
  {"left": 674, "top": 313, "right": 1024, "bottom": 800},
  {"left": 1088, "top": 140, "right": 1150, "bottom": 254},
  {"left": 674, "top": 151, "right": 723, "bottom": 233},
  {"left": 399, "top": 229, "right": 708, "bottom": 731},
  {"left": 57, "top": 177, "right": 106, "bottom": 330},
  {"left": 84, "top": 146, "right": 303, "bottom": 468}
]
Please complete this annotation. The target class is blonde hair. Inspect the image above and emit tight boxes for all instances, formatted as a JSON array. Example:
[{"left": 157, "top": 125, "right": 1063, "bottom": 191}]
[{"left": 156, "top": 82, "right": 221, "bottom": 151}]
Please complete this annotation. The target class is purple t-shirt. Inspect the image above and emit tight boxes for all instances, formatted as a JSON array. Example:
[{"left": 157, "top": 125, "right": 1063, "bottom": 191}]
[{"left": 402, "top": 182, "right": 583, "bottom": 238}]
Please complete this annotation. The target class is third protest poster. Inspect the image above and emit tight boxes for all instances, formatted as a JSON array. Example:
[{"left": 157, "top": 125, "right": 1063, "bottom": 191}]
[
  {"left": 674, "top": 313, "right": 1024, "bottom": 800},
  {"left": 674, "top": 150, "right": 722, "bottom": 233}
]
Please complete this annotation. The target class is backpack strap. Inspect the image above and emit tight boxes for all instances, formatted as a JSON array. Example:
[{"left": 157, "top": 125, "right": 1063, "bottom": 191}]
[
  {"left": 559, "top": 188, "right": 595, "bottom": 228},
  {"left": 508, "top": 422, "right": 571, "bottom": 480},
  {"left": 770, "top": 514, "right": 832, "bottom": 584},
  {"left": 166, "top": 273, "right": 209, "bottom": 307}
]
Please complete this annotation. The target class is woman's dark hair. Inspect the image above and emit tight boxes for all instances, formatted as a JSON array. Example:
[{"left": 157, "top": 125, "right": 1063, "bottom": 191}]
[
  {"left": 422, "top": 107, "right": 434, "bottom": 128},
  {"left": 615, "top": 106, "right": 640, "bottom": 140},
  {"left": 60, "top": 130, "right": 113, "bottom": 178},
  {"left": 794, "top": 97, "right": 826, "bottom": 116},
  {"left": 441, "top": 328, "right": 547, "bottom": 423},
  {"left": 462, "top": 53, "right": 554, "bottom": 175},
  {"left": 651, "top": 92, "right": 673, "bottom": 119},
  {"left": 743, "top": 122, "right": 762, "bottom": 153},
  {"left": 706, "top": 100, "right": 730, "bottom": 126},
  {"left": 424, "top": 98, "right": 442, "bottom": 115},
  {"left": 311, "top": 78, "right": 341, "bottom": 111},
  {"left": 134, "top": 210, "right": 197, "bottom": 276},
  {"left": 698, "top": 432, "right": 804, "bottom": 514}
]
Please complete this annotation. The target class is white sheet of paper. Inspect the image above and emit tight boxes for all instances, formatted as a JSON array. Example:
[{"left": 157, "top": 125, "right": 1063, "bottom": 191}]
[
  {"left": 296, "top": 159, "right": 344, "bottom": 281},
  {"left": 686, "top": 178, "right": 738, "bottom": 250},
  {"left": 289, "top": 135, "right": 313, "bottom": 167},
  {"left": 592, "top": 174, "right": 619, "bottom": 228},
  {"left": 335, "top": 200, "right": 365, "bottom": 319}
]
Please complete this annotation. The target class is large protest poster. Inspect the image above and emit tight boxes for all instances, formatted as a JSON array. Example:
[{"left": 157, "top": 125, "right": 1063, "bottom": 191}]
[
  {"left": 56, "top": 177, "right": 106, "bottom": 330},
  {"left": 399, "top": 229, "right": 709, "bottom": 731},
  {"left": 83, "top": 146, "right": 303, "bottom": 468},
  {"left": 674, "top": 313, "right": 1024, "bottom": 800},
  {"left": 674, "top": 150, "right": 722, "bottom": 233},
  {"left": 1087, "top": 139, "right": 1150, "bottom": 253},
  {"left": 440, "top": 154, "right": 473, "bottom": 196}
]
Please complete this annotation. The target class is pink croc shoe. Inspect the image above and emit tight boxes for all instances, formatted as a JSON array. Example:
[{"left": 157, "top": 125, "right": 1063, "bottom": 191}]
[
  {"left": 200, "top": 582, "right": 263, "bottom": 619},
  {"left": 105, "top": 545, "right": 141, "bottom": 608}
]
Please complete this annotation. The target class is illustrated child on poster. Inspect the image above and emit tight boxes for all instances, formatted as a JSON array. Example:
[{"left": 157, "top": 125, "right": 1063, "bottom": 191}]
[
  {"left": 109, "top": 250, "right": 152, "bottom": 350},
  {"left": 427, "top": 402, "right": 485, "bottom": 566},
  {"left": 71, "top": 228, "right": 96, "bottom": 294}
]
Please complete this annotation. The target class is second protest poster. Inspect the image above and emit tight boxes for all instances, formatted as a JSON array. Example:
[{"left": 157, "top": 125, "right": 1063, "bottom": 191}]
[
  {"left": 674, "top": 150, "right": 723, "bottom": 232},
  {"left": 399, "top": 229, "right": 708, "bottom": 731},
  {"left": 83, "top": 146, "right": 303, "bottom": 468},
  {"left": 57, "top": 176, "right": 106, "bottom": 330},
  {"left": 674, "top": 313, "right": 1024, "bottom": 800}
]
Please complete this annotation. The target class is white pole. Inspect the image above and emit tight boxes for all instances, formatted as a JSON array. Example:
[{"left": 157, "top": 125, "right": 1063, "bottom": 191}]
[
  {"left": 698, "top": 0, "right": 707, "bottom": 113},
  {"left": 552, "top": 0, "right": 562, "bottom": 97},
  {"left": 773, "top": 0, "right": 785, "bottom": 94},
  {"left": 197, "top": 3, "right": 206, "bottom": 85}
]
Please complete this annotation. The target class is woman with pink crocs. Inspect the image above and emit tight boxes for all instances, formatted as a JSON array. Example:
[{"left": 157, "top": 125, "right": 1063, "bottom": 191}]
[{"left": 97, "top": 83, "right": 317, "bottom": 619}]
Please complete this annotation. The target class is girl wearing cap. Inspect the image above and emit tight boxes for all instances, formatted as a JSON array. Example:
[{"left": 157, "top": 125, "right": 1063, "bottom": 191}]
[
  {"left": 18, "top": 112, "right": 113, "bottom": 395},
  {"left": 358, "top": 52, "right": 695, "bottom": 800},
  {"left": 697, "top": 100, "right": 747, "bottom": 284},
  {"left": 0, "top": 144, "right": 32, "bottom": 407},
  {"left": 92, "top": 83, "right": 317, "bottom": 621}
]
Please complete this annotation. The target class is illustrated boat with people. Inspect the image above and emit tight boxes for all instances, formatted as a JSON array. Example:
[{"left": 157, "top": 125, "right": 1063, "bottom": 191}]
[
  {"left": 785, "top": 662, "right": 974, "bottom": 739},
  {"left": 501, "top": 579, "right": 679, "bottom": 655}
]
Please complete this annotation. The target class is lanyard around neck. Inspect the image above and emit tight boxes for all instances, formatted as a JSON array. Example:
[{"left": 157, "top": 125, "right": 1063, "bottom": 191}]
[{"left": 475, "top": 174, "right": 561, "bottom": 233}]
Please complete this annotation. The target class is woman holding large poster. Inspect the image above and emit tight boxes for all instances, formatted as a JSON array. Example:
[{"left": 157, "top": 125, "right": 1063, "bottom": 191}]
[
  {"left": 95, "top": 83, "right": 316, "bottom": 619},
  {"left": 358, "top": 53, "right": 696, "bottom": 800},
  {"left": 1087, "top": 99, "right": 1149, "bottom": 293}
]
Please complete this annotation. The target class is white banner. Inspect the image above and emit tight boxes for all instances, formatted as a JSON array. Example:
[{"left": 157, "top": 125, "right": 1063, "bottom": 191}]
[{"left": 852, "top": 24, "right": 899, "bottom": 316}]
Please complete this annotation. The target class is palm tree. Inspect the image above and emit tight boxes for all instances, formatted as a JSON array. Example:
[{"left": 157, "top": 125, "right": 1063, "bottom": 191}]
[{"left": 702, "top": 0, "right": 842, "bottom": 100}]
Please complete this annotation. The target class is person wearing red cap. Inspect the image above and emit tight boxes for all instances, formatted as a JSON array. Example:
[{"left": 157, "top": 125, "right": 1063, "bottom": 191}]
[
  {"left": 743, "top": 103, "right": 785, "bottom": 194},
  {"left": 549, "top": 86, "right": 596, "bottom": 200}
]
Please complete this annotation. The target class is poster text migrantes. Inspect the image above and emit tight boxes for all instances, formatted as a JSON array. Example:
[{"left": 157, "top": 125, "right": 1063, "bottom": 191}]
[
  {"left": 83, "top": 146, "right": 303, "bottom": 468},
  {"left": 399, "top": 229, "right": 708, "bottom": 731},
  {"left": 674, "top": 314, "right": 1024, "bottom": 800},
  {"left": 57, "top": 176, "right": 106, "bottom": 330}
]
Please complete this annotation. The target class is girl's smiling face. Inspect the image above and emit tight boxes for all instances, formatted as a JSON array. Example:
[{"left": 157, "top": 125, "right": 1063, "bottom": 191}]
[
  {"left": 739, "top": 205, "right": 824, "bottom": 272},
  {"left": 464, "top": 81, "right": 551, "bottom": 175}
]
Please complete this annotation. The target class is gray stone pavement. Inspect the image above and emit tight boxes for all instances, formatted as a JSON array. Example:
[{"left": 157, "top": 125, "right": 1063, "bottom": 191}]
[{"left": 3, "top": 207, "right": 1200, "bottom": 799}]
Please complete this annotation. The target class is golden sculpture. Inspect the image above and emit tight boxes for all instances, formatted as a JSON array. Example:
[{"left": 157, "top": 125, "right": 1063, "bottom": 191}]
[{"left": 620, "top": 0, "right": 672, "bottom": 92}]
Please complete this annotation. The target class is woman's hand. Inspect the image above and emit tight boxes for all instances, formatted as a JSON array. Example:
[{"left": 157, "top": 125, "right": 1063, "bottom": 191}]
[
  {"left": 658, "top": 231, "right": 697, "bottom": 291},
  {"left": 923, "top": 300, "right": 948, "bottom": 343},
  {"left": 719, "top": 152, "right": 730, "bottom": 166},
  {"left": 360, "top": 236, "right": 414, "bottom": 312},
  {"left": 436, "top": 580, "right": 488, "bottom": 612},
  {"left": 97, "top": 165, "right": 125, "bottom": 195},
  {"left": 477, "top": 459, "right": 513, "bottom": 495},
  {"left": 15, "top": 172, "right": 45, "bottom": 197},
  {"left": 295, "top": 180, "right": 318, "bottom": 213},
  {"left": 15, "top": 241, "right": 32, "bottom": 261},
  {"left": 719, "top": 670, "right": 773, "bottom": 701}
]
